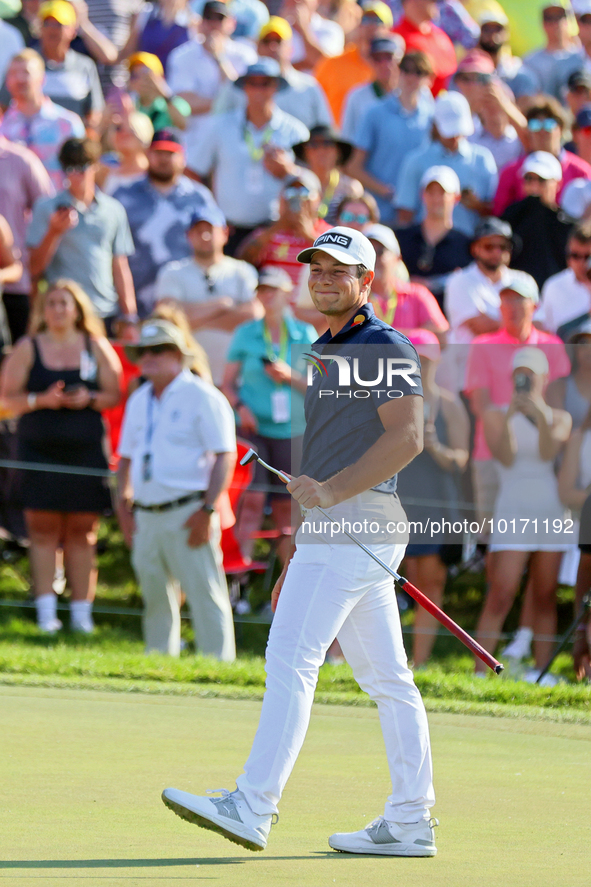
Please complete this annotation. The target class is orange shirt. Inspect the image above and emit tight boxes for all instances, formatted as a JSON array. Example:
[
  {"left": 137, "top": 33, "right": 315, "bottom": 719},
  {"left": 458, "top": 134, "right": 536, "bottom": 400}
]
[{"left": 315, "top": 44, "right": 374, "bottom": 126}]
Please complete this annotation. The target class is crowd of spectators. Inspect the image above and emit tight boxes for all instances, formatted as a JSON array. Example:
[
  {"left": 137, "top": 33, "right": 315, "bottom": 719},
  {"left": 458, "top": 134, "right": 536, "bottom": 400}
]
[{"left": 1, "top": 0, "right": 591, "bottom": 681}]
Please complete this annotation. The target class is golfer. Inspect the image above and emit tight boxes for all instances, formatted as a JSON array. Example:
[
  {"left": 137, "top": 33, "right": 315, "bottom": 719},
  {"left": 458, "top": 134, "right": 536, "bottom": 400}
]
[{"left": 162, "top": 227, "right": 437, "bottom": 856}]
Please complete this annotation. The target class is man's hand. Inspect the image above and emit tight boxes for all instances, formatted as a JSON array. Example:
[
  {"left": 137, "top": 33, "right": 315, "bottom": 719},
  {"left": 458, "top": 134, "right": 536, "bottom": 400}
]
[
  {"left": 271, "top": 568, "right": 287, "bottom": 612},
  {"left": 184, "top": 507, "right": 212, "bottom": 547},
  {"left": 286, "top": 474, "right": 336, "bottom": 509},
  {"left": 573, "top": 629, "right": 591, "bottom": 680},
  {"left": 264, "top": 359, "right": 292, "bottom": 385},
  {"left": 116, "top": 499, "right": 136, "bottom": 548},
  {"left": 236, "top": 403, "right": 258, "bottom": 434},
  {"left": 49, "top": 206, "right": 78, "bottom": 235},
  {"left": 263, "top": 146, "right": 293, "bottom": 179}
]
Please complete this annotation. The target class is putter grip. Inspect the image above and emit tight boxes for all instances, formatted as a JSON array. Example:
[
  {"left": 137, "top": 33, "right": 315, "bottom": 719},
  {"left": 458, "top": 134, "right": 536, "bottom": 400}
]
[{"left": 398, "top": 576, "right": 504, "bottom": 675}]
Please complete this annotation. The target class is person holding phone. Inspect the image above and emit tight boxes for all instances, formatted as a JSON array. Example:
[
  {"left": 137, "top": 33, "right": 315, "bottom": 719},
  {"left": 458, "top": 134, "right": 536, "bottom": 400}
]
[
  {"left": 221, "top": 266, "right": 315, "bottom": 565},
  {"left": 474, "top": 346, "right": 572, "bottom": 681},
  {"left": 0, "top": 279, "right": 122, "bottom": 633}
]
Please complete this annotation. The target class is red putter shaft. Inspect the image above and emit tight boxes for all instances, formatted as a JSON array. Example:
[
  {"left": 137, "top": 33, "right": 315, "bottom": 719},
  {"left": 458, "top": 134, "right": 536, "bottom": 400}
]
[
  {"left": 396, "top": 576, "right": 503, "bottom": 674},
  {"left": 274, "top": 465, "right": 503, "bottom": 675}
]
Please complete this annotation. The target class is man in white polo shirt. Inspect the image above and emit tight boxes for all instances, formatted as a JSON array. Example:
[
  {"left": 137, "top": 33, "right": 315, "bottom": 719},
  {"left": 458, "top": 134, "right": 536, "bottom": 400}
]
[{"left": 116, "top": 319, "right": 237, "bottom": 660}]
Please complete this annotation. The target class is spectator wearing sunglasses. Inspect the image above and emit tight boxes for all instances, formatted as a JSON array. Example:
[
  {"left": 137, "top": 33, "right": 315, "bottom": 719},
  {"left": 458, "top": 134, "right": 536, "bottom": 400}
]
[
  {"left": 214, "top": 17, "right": 333, "bottom": 132},
  {"left": 474, "top": 6, "right": 537, "bottom": 104},
  {"left": 501, "top": 151, "right": 574, "bottom": 289},
  {"left": 238, "top": 168, "right": 328, "bottom": 284},
  {"left": 27, "top": 137, "right": 138, "bottom": 334},
  {"left": 117, "top": 319, "right": 237, "bottom": 660},
  {"left": 537, "top": 225, "right": 591, "bottom": 338},
  {"left": 550, "top": 2, "right": 591, "bottom": 101},
  {"left": 523, "top": 2, "right": 581, "bottom": 100},
  {"left": 346, "top": 50, "right": 434, "bottom": 225},
  {"left": 493, "top": 97, "right": 591, "bottom": 216},
  {"left": 155, "top": 205, "right": 260, "bottom": 386}
]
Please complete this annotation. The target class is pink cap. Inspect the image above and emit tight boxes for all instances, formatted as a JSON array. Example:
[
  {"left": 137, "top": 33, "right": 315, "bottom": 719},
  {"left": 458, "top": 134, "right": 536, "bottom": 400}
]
[
  {"left": 457, "top": 50, "right": 495, "bottom": 75},
  {"left": 408, "top": 329, "right": 440, "bottom": 361}
]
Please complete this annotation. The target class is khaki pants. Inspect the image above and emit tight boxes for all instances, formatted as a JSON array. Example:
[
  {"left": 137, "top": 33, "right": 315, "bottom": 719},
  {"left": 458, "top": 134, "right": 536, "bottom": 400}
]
[{"left": 132, "top": 501, "right": 236, "bottom": 660}]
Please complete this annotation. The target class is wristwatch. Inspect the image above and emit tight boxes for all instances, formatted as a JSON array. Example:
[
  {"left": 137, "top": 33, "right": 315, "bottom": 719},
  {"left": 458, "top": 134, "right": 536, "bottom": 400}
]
[{"left": 202, "top": 503, "right": 215, "bottom": 515}]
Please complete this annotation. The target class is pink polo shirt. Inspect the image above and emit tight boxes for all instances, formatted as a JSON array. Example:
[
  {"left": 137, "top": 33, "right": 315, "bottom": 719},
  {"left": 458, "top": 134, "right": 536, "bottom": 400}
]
[
  {"left": 493, "top": 149, "right": 591, "bottom": 216},
  {"left": 465, "top": 326, "right": 570, "bottom": 460},
  {"left": 371, "top": 281, "right": 449, "bottom": 333}
]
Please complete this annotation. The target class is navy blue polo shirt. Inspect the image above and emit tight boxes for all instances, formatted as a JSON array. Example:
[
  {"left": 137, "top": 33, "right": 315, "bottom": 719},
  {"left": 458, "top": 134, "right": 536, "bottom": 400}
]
[{"left": 300, "top": 302, "right": 423, "bottom": 492}]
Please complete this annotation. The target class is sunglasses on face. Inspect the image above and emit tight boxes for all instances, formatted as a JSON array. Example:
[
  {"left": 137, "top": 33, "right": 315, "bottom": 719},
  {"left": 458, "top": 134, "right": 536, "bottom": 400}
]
[
  {"left": 260, "top": 34, "right": 283, "bottom": 43},
  {"left": 339, "top": 211, "right": 370, "bottom": 224},
  {"left": 283, "top": 185, "right": 311, "bottom": 199},
  {"left": 481, "top": 22, "right": 505, "bottom": 32},
  {"left": 527, "top": 117, "right": 559, "bottom": 132},
  {"left": 399, "top": 63, "right": 424, "bottom": 76},
  {"left": 64, "top": 163, "right": 92, "bottom": 174},
  {"left": 543, "top": 10, "right": 566, "bottom": 22},
  {"left": 523, "top": 173, "right": 545, "bottom": 182},
  {"left": 138, "top": 344, "right": 177, "bottom": 356},
  {"left": 479, "top": 241, "right": 511, "bottom": 252},
  {"left": 244, "top": 78, "right": 276, "bottom": 88},
  {"left": 203, "top": 11, "right": 226, "bottom": 20},
  {"left": 578, "top": 14, "right": 591, "bottom": 25}
]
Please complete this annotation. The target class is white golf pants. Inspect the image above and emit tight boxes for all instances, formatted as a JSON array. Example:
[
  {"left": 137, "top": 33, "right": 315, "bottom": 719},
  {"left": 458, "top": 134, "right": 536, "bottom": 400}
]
[{"left": 237, "top": 490, "right": 435, "bottom": 823}]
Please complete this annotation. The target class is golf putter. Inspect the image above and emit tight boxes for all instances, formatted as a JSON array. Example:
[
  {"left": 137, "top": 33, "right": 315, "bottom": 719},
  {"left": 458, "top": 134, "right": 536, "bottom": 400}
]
[{"left": 240, "top": 448, "right": 503, "bottom": 674}]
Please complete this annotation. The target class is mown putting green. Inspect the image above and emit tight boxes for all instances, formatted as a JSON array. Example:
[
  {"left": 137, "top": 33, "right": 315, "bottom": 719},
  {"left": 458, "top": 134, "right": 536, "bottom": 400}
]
[{"left": 1, "top": 686, "right": 588, "bottom": 887}]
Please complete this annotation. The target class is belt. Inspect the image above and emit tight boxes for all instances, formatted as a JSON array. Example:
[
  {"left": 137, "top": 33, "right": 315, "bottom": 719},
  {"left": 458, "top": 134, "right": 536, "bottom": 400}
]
[{"left": 133, "top": 491, "right": 205, "bottom": 513}]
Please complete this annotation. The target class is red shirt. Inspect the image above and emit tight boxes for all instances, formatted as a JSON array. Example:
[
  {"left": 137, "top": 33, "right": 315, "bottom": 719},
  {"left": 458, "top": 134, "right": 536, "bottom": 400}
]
[
  {"left": 493, "top": 150, "right": 591, "bottom": 216},
  {"left": 371, "top": 281, "right": 449, "bottom": 332},
  {"left": 254, "top": 220, "right": 329, "bottom": 285},
  {"left": 392, "top": 17, "right": 457, "bottom": 96},
  {"left": 465, "top": 327, "right": 570, "bottom": 460}
]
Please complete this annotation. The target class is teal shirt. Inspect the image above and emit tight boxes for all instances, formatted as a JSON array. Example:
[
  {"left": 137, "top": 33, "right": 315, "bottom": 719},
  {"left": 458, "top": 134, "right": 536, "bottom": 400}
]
[{"left": 227, "top": 312, "right": 316, "bottom": 439}]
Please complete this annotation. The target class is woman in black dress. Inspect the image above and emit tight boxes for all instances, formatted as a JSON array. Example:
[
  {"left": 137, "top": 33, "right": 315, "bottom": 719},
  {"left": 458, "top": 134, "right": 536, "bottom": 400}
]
[{"left": 0, "top": 279, "right": 122, "bottom": 632}]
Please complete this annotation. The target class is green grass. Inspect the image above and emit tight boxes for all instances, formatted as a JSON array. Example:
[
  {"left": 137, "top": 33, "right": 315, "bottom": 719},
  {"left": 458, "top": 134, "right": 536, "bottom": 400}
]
[
  {"left": 1, "top": 685, "right": 588, "bottom": 887},
  {"left": 1, "top": 519, "right": 590, "bottom": 724}
]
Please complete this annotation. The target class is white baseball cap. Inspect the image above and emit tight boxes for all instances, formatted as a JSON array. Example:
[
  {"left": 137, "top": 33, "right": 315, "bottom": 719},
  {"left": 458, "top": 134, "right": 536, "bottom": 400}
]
[
  {"left": 420, "top": 164, "right": 461, "bottom": 194},
  {"left": 433, "top": 91, "right": 474, "bottom": 139},
  {"left": 478, "top": 5, "right": 509, "bottom": 26},
  {"left": 501, "top": 270, "right": 540, "bottom": 304},
  {"left": 521, "top": 151, "right": 563, "bottom": 182},
  {"left": 512, "top": 346, "right": 549, "bottom": 376},
  {"left": 364, "top": 223, "right": 400, "bottom": 256},
  {"left": 297, "top": 226, "right": 376, "bottom": 271},
  {"left": 560, "top": 177, "right": 591, "bottom": 219}
]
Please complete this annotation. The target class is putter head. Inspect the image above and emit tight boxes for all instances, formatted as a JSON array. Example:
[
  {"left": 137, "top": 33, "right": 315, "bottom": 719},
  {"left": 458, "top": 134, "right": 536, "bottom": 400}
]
[{"left": 240, "top": 447, "right": 259, "bottom": 467}]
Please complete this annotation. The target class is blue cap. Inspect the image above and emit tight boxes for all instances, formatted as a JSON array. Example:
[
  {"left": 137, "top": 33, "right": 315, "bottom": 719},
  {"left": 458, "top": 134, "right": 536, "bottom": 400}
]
[
  {"left": 576, "top": 105, "right": 591, "bottom": 128},
  {"left": 235, "top": 57, "right": 289, "bottom": 91},
  {"left": 187, "top": 204, "right": 227, "bottom": 229}
]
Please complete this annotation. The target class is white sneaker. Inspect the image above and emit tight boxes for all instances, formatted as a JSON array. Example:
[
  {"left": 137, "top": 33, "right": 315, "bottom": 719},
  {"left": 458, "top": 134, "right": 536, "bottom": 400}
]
[
  {"left": 38, "top": 618, "right": 62, "bottom": 634},
  {"left": 161, "top": 788, "right": 276, "bottom": 851},
  {"left": 329, "top": 816, "right": 438, "bottom": 857},
  {"left": 503, "top": 627, "right": 533, "bottom": 660},
  {"left": 524, "top": 668, "right": 559, "bottom": 687}
]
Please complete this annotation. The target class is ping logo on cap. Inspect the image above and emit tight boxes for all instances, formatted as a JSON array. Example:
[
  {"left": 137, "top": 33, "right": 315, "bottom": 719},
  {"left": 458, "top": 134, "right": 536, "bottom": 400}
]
[{"left": 314, "top": 232, "right": 352, "bottom": 249}]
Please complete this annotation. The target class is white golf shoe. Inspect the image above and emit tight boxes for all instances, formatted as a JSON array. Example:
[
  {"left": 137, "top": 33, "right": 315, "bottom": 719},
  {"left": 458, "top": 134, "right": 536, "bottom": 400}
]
[
  {"left": 161, "top": 787, "right": 276, "bottom": 851},
  {"left": 329, "top": 816, "right": 438, "bottom": 856}
]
